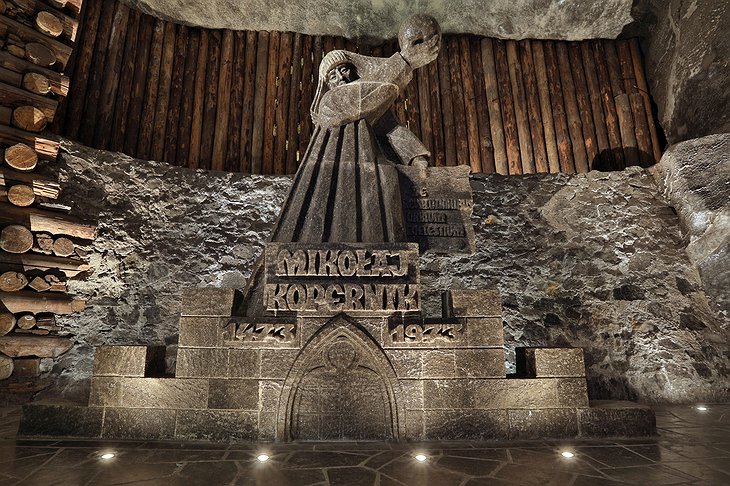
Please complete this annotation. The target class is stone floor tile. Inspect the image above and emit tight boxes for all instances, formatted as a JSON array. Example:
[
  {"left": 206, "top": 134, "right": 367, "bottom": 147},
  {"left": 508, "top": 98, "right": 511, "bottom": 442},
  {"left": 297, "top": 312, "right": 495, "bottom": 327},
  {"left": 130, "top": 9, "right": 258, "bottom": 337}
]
[
  {"left": 88, "top": 461, "right": 179, "bottom": 485},
  {"left": 507, "top": 447, "right": 605, "bottom": 476},
  {"left": 663, "top": 460, "right": 730, "bottom": 483},
  {"left": 378, "top": 456, "right": 467, "bottom": 486},
  {"left": 569, "top": 474, "right": 625, "bottom": 485},
  {"left": 693, "top": 455, "right": 730, "bottom": 474},
  {"left": 286, "top": 451, "right": 370, "bottom": 468},
  {"left": 601, "top": 464, "right": 699, "bottom": 484},
  {"left": 626, "top": 444, "right": 691, "bottom": 462},
  {"left": 233, "top": 466, "right": 327, "bottom": 485},
  {"left": 463, "top": 477, "right": 514, "bottom": 485},
  {"left": 326, "top": 466, "right": 378, "bottom": 485},
  {"left": 434, "top": 455, "right": 502, "bottom": 476},
  {"left": 174, "top": 461, "right": 238, "bottom": 485},
  {"left": 142, "top": 449, "right": 227, "bottom": 463},
  {"left": 0, "top": 453, "right": 57, "bottom": 480},
  {"left": 660, "top": 443, "right": 730, "bottom": 460},
  {"left": 577, "top": 445, "right": 655, "bottom": 467},
  {"left": 443, "top": 448, "right": 508, "bottom": 461},
  {"left": 15, "top": 465, "right": 99, "bottom": 486},
  {"left": 491, "top": 463, "right": 576, "bottom": 485},
  {"left": 363, "top": 450, "right": 406, "bottom": 469}
]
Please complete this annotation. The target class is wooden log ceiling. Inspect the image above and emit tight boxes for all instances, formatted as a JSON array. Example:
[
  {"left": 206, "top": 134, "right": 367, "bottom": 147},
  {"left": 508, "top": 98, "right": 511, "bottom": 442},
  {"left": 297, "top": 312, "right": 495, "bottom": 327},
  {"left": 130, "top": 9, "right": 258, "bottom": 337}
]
[{"left": 56, "top": 0, "right": 663, "bottom": 175}]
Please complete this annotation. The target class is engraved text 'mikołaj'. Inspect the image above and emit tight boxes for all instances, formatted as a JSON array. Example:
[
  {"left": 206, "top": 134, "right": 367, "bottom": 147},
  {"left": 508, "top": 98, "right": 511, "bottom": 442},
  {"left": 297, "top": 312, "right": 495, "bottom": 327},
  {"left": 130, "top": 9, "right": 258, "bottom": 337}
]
[{"left": 263, "top": 243, "right": 420, "bottom": 313}]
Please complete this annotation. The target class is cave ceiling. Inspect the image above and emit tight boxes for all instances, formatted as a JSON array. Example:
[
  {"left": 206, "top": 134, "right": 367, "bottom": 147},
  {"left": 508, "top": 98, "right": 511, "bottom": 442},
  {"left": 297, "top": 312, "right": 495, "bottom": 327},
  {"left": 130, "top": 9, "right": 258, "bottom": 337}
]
[{"left": 123, "top": 0, "right": 635, "bottom": 41}]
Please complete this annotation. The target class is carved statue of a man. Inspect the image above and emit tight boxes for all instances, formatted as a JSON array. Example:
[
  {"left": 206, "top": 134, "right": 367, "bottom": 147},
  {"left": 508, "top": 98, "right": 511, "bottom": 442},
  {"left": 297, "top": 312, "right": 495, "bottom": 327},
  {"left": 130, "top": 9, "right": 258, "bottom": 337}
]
[
  {"left": 239, "top": 15, "right": 440, "bottom": 315},
  {"left": 268, "top": 14, "right": 441, "bottom": 244}
]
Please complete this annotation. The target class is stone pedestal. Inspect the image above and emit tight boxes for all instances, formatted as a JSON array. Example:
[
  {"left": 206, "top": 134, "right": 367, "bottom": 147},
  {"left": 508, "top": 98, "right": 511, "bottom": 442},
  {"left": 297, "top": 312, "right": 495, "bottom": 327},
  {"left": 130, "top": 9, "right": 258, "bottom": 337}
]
[{"left": 20, "top": 284, "right": 655, "bottom": 442}]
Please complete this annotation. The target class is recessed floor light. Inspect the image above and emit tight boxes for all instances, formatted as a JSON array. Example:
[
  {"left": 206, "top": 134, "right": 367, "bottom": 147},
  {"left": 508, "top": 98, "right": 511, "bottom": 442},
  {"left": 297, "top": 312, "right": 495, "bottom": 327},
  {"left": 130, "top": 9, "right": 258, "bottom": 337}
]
[
  {"left": 257, "top": 454, "right": 270, "bottom": 462},
  {"left": 415, "top": 454, "right": 427, "bottom": 462},
  {"left": 696, "top": 405, "right": 708, "bottom": 411},
  {"left": 99, "top": 453, "right": 115, "bottom": 460},
  {"left": 561, "top": 451, "right": 575, "bottom": 459}
]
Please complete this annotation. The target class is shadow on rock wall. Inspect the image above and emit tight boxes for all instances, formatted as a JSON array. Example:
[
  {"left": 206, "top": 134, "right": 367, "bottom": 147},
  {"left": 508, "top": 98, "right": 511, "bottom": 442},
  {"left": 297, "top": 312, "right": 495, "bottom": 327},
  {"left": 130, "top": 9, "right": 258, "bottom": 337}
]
[{"left": 42, "top": 141, "right": 729, "bottom": 405}]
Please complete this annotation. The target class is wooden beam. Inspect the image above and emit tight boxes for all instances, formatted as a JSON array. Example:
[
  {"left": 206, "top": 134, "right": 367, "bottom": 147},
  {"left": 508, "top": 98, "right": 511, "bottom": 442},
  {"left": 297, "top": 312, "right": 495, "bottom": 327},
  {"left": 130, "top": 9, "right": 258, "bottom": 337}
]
[
  {"left": 0, "top": 124, "right": 58, "bottom": 160},
  {"left": 0, "top": 251, "right": 90, "bottom": 277},
  {"left": 0, "top": 14, "right": 72, "bottom": 68},
  {"left": 0, "top": 80, "right": 58, "bottom": 120},
  {"left": 0, "top": 202, "right": 96, "bottom": 239},
  {"left": 211, "top": 29, "right": 233, "bottom": 171},
  {"left": 7, "top": 0, "right": 79, "bottom": 41}
]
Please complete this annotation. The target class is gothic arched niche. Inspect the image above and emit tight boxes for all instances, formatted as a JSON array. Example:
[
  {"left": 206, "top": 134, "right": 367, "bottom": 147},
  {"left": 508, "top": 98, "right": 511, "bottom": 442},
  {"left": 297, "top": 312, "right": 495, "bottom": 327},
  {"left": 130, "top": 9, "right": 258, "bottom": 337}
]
[{"left": 277, "top": 315, "right": 403, "bottom": 441}]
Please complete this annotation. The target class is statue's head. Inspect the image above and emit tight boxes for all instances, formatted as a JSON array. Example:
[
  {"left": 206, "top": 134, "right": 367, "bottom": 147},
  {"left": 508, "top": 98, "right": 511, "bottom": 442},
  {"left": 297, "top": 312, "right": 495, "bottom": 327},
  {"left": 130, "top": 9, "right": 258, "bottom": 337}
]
[
  {"left": 319, "top": 50, "right": 358, "bottom": 89},
  {"left": 398, "top": 14, "right": 441, "bottom": 52}
]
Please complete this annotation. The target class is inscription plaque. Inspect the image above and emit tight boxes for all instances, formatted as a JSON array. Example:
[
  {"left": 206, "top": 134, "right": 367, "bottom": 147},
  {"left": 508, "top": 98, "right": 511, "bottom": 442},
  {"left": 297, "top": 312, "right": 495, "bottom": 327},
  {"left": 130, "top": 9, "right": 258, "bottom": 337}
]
[
  {"left": 397, "top": 165, "right": 476, "bottom": 253},
  {"left": 264, "top": 243, "right": 420, "bottom": 315}
]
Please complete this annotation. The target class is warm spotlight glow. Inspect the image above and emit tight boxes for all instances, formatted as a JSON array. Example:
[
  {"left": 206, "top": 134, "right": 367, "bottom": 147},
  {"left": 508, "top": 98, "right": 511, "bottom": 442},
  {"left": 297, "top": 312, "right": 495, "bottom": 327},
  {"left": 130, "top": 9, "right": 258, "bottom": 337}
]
[
  {"left": 415, "top": 454, "right": 428, "bottom": 462},
  {"left": 257, "top": 454, "right": 270, "bottom": 462},
  {"left": 696, "top": 405, "right": 708, "bottom": 411},
  {"left": 99, "top": 453, "right": 115, "bottom": 460},
  {"left": 561, "top": 451, "right": 575, "bottom": 459}
]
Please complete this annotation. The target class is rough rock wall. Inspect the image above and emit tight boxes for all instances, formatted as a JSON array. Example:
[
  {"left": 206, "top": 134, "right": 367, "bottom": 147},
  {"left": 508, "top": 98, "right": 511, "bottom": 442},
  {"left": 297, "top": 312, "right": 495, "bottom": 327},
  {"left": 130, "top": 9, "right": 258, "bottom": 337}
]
[
  {"left": 638, "top": 0, "right": 730, "bottom": 144},
  {"left": 653, "top": 133, "right": 729, "bottom": 321},
  {"left": 46, "top": 142, "right": 728, "bottom": 404},
  {"left": 122, "top": 0, "right": 634, "bottom": 41}
]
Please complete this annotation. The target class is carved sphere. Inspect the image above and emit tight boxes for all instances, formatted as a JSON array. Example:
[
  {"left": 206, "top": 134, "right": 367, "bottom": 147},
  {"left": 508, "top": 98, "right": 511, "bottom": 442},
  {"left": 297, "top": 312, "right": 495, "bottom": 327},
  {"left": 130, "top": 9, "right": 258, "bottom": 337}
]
[{"left": 398, "top": 14, "right": 440, "bottom": 50}]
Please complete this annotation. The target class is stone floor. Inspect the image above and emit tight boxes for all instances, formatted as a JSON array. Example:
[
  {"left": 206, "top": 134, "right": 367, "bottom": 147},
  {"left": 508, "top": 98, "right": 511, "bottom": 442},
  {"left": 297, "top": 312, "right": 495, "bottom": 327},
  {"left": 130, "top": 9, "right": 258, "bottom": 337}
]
[{"left": 0, "top": 405, "right": 728, "bottom": 485}]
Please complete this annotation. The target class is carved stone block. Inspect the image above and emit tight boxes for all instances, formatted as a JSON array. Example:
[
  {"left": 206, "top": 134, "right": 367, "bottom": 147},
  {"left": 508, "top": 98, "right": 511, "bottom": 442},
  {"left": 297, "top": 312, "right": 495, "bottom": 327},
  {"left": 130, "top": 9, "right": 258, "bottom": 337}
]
[
  {"left": 102, "top": 408, "right": 176, "bottom": 440},
  {"left": 508, "top": 409, "right": 579, "bottom": 439},
  {"left": 423, "top": 378, "right": 588, "bottom": 409},
  {"left": 422, "top": 349, "right": 456, "bottom": 378},
  {"left": 179, "top": 316, "right": 228, "bottom": 347},
  {"left": 88, "top": 376, "right": 122, "bottom": 407},
  {"left": 120, "top": 378, "right": 208, "bottom": 409},
  {"left": 258, "top": 411, "right": 277, "bottom": 441},
  {"left": 386, "top": 319, "right": 465, "bottom": 347},
  {"left": 385, "top": 349, "right": 423, "bottom": 378},
  {"left": 577, "top": 401, "right": 656, "bottom": 437},
  {"left": 18, "top": 404, "right": 103, "bottom": 438},
  {"left": 208, "top": 379, "right": 259, "bottom": 410},
  {"left": 557, "top": 378, "right": 590, "bottom": 408},
  {"left": 175, "top": 410, "right": 258, "bottom": 441},
  {"left": 227, "top": 349, "right": 260, "bottom": 378},
  {"left": 92, "top": 345, "right": 146, "bottom": 377},
  {"left": 464, "top": 317, "right": 505, "bottom": 347},
  {"left": 404, "top": 410, "right": 424, "bottom": 440},
  {"left": 455, "top": 349, "right": 505, "bottom": 378},
  {"left": 423, "top": 410, "right": 509, "bottom": 440},
  {"left": 519, "top": 347, "right": 585, "bottom": 377},
  {"left": 259, "top": 349, "right": 299, "bottom": 379},
  {"left": 176, "top": 348, "right": 228, "bottom": 378},
  {"left": 259, "top": 380, "right": 283, "bottom": 411},
  {"left": 448, "top": 289, "right": 501, "bottom": 317},
  {"left": 400, "top": 379, "right": 424, "bottom": 410},
  {"left": 180, "top": 288, "right": 236, "bottom": 317}
]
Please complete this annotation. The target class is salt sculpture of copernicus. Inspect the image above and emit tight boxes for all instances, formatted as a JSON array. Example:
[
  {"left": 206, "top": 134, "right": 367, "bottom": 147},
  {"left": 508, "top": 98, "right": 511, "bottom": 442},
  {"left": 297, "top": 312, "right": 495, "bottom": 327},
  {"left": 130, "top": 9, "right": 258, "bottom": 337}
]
[{"left": 268, "top": 15, "right": 441, "bottom": 244}]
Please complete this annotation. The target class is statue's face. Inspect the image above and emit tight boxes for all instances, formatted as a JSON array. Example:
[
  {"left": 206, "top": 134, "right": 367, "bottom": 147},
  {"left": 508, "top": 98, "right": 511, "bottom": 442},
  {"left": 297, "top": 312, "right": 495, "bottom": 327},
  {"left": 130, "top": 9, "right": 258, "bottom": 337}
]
[{"left": 327, "top": 63, "right": 356, "bottom": 89}]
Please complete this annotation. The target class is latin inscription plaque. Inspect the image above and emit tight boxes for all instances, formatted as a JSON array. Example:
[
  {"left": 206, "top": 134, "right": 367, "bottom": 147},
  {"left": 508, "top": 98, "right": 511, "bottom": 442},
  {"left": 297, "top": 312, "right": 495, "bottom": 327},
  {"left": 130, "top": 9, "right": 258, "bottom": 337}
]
[{"left": 397, "top": 165, "right": 476, "bottom": 253}]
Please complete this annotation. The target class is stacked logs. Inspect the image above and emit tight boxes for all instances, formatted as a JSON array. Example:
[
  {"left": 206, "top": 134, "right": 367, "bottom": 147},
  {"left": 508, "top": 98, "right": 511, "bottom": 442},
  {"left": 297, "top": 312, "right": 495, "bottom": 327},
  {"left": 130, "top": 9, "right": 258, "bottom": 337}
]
[
  {"left": 56, "top": 0, "right": 663, "bottom": 175},
  {"left": 0, "top": 0, "right": 92, "bottom": 391}
]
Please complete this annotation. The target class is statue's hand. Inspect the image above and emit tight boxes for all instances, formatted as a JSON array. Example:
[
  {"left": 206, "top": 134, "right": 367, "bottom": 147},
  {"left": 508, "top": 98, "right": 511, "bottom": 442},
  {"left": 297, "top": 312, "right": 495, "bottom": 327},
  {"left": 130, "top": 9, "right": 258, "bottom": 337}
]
[
  {"left": 410, "top": 155, "right": 429, "bottom": 169},
  {"left": 401, "top": 34, "right": 440, "bottom": 69}
]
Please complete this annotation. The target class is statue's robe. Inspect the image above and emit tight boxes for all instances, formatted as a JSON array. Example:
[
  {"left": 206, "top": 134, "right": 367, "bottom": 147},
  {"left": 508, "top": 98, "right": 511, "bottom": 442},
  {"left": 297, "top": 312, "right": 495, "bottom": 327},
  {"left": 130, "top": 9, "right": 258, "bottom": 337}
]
[{"left": 270, "top": 53, "right": 427, "bottom": 243}]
